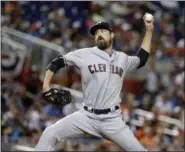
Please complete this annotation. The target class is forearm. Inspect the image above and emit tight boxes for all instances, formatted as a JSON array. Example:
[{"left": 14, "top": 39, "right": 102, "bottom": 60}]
[
  {"left": 136, "top": 13, "right": 154, "bottom": 68},
  {"left": 137, "top": 30, "right": 153, "bottom": 69},
  {"left": 43, "top": 55, "right": 66, "bottom": 92},
  {"left": 43, "top": 70, "right": 54, "bottom": 92},
  {"left": 141, "top": 30, "right": 153, "bottom": 53}
]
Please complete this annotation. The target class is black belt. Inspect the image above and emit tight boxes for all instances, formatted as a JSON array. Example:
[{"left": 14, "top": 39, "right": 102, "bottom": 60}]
[{"left": 84, "top": 105, "right": 119, "bottom": 115}]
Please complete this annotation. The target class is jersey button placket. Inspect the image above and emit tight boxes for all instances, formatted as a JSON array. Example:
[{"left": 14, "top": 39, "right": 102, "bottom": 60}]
[{"left": 106, "top": 59, "right": 114, "bottom": 90}]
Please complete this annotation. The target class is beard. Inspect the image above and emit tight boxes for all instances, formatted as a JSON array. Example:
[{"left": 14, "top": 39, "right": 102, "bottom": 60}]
[{"left": 96, "top": 37, "right": 112, "bottom": 50}]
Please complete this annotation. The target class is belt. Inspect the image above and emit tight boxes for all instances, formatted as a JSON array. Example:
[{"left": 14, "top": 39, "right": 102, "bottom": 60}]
[{"left": 84, "top": 105, "right": 119, "bottom": 115}]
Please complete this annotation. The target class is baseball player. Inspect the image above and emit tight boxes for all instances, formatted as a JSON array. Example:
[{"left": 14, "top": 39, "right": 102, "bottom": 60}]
[{"left": 35, "top": 13, "right": 154, "bottom": 151}]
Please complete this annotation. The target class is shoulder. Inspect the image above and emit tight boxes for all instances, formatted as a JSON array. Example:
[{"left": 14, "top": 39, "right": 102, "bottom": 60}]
[
  {"left": 115, "top": 50, "right": 129, "bottom": 58},
  {"left": 74, "top": 47, "right": 94, "bottom": 54},
  {"left": 65, "top": 47, "right": 93, "bottom": 57}
]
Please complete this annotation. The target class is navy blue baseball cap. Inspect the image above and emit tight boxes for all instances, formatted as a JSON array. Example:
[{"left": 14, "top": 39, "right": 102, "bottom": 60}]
[{"left": 89, "top": 22, "right": 112, "bottom": 36}]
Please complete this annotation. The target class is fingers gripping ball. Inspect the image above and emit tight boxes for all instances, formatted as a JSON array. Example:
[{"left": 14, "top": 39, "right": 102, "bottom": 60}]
[
  {"left": 144, "top": 13, "right": 153, "bottom": 23},
  {"left": 42, "top": 88, "right": 72, "bottom": 106}
]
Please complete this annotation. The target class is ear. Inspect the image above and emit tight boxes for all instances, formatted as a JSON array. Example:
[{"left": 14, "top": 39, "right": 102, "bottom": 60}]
[{"left": 111, "top": 32, "right": 114, "bottom": 39}]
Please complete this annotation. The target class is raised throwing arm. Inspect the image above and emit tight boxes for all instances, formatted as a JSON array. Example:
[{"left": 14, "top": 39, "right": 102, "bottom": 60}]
[
  {"left": 141, "top": 13, "right": 154, "bottom": 53},
  {"left": 137, "top": 13, "right": 154, "bottom": 69}
]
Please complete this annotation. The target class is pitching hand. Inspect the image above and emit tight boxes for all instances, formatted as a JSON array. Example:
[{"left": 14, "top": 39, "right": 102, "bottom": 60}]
[{"left": 143, "top": 13, "right": 154, "bottom": 32}]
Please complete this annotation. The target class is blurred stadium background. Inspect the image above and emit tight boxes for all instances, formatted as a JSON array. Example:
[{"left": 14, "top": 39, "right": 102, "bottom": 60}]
[{"left": 1, "top": 1, "right": 184, "bottom": 151}]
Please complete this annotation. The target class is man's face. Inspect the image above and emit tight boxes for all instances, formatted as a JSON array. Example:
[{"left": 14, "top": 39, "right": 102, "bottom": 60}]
[{"left": 94, "top": 29, "right": 113, "bottom": 50}]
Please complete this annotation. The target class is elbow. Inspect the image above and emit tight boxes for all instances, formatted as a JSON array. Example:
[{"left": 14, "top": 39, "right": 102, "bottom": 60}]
[
  {"left": 137, "top": 48, "right": 149, "bottom": 69},
  {"left": 46, "top": 55, "right": 66, "bottom": 73},
  {"left": 137, "top": 60, "right": 147, "bottom": 68},
  {"left": 46, "top": 64, "right": 58, "bottom": 73}
]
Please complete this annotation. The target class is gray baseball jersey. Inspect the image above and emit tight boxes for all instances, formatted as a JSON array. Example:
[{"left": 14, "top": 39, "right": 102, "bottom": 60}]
[
  {"left": 63, "top": 46, "right": 140, "bottom": 109},
  {"left": 35, "top": 46, "right": 146, "bottom": 151}
]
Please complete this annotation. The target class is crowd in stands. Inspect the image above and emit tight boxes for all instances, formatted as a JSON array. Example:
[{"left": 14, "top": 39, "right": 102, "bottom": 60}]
[
  {"left": 1, "top": 1, "right": 184, "bottom": 151},
  {"left": 2, "top": 1, "right": 184, "bottom": 56}
]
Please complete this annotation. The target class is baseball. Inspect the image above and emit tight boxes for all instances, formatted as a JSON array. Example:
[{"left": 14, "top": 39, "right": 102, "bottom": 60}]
[{"left": 145, "top": 13, "right": 153, "bottom": 22}]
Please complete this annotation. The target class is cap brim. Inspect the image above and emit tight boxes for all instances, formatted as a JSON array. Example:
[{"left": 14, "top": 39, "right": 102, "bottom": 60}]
[{"left": 89, "top": 24, "right": 112, "bottom": 36}]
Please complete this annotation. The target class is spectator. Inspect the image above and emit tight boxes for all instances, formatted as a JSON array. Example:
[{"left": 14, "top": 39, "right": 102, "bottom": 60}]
[
  {"left": 140, "top": 125, "right": 158, "bottom": 150},
  {"left": 168, "top": 130, "right": 184, "bottom": 151},
  {"left": 120, "top": 93, "right": 138, "bottom": 122},
  {"left": 153, "top": 92, "right": 173, "bottom": 116},
  {"left": 145, "top": 61, "right": 160, "bottom": 98},
  {"left": 137, "top": 94, "right": 153, "bottom": 111}
]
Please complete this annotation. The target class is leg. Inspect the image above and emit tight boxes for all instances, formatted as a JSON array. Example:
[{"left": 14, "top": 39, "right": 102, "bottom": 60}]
[
  {"left": 100, "top": 116, "right": 147, "bottom": 151},
  {"left": 35, "top": 111, "right": 101, "bottom": 151}
]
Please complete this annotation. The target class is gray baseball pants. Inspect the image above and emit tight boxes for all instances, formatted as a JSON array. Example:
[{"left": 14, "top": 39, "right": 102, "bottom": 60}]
[{"left": 35, "top": 108, "right": 146, "bottom": 151}]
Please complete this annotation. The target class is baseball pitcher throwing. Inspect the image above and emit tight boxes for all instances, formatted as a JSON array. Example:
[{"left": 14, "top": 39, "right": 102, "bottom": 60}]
[{"left": 36, "top": 13, "right": 154, "bottom": 151}]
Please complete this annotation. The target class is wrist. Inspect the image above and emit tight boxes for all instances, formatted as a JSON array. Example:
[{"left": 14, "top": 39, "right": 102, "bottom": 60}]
[
  {"left": 43, "top": 85, "right": 50, "bottom": 92},
  {"left": 145, "top": 29, "right": 153, "bottom": 33},
  {"left": 145, "top": 30, "right": 153, "bottom": 38},
  {"left": 146, "top": 27, "right": 154, "bottom": 33}
]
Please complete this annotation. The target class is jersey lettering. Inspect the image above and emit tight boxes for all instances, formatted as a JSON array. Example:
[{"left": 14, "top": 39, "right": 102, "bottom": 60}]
[{"left": 88, "top": 64, "right": 123, "bottom": 77}]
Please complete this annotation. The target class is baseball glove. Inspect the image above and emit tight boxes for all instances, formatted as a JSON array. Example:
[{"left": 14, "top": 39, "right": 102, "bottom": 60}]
[{"left": 42, "top": 88, "right": 72, "bottom": 106}]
